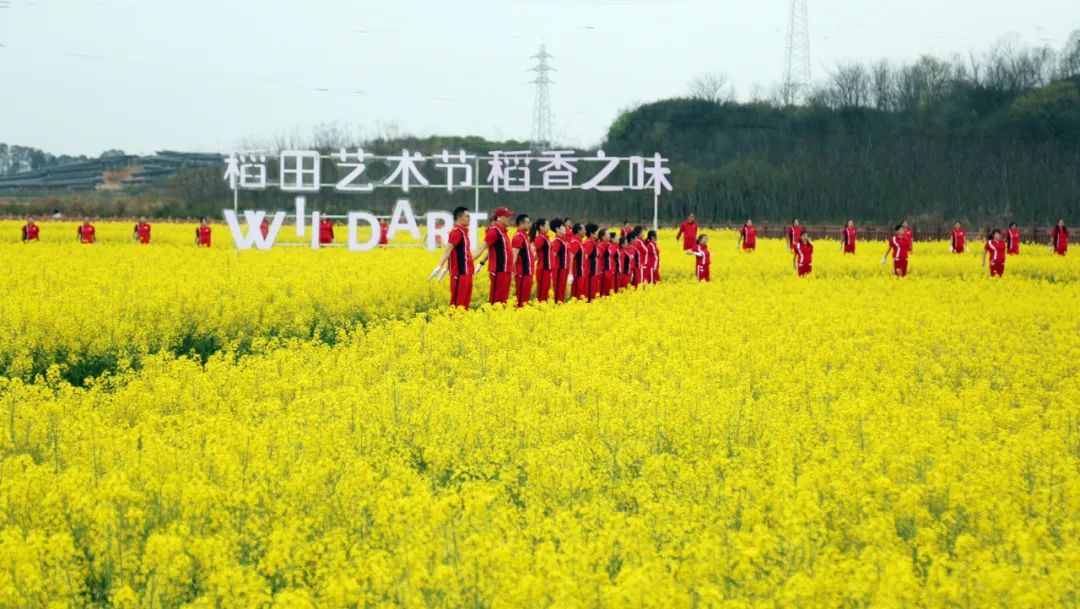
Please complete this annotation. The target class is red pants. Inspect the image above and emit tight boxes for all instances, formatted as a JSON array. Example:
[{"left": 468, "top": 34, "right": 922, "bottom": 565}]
[
  {"left": 554, "top": 269, "right": 570, "bottom": 303},
  {"left": 631, "top": 267, "right": 642, "bottom": 287},
  {"left": 600, "top": 271, "right": 614, "bottom": 297},
  {"left": 489, "top": 272, "right": 511, "bottom": 304},
  {"left": 893, "top": 259, "right": 908, "bottom": 277},
  {"left": 843, "top": 245, "right": 855, "bottom": 254},
  {"left": 798, "top": 264, "right": 812, "bottom": 277},
  {"left": 515, "top": 274, "right": 533, "bottom": 307},
  {"left": 617, "top": 273, "right": 630, "bottom": 289},
  {"left": 989, "top": 263, "right": 1004, "bottom": 277},
  {"left": 696, "top": 265, "right": 710, "bottom": 281},
  {"left": 1055, "top": 246, "right": 1068, "bottom": 256},
  {"left": 535, "top": 269, "right": 552, "bottom": 302},
  {"left": 743, "top": 244, "right": 756, "bottom": 252},
  {"left": 648, "top": 267, "right": 659, "bottom": 283},
  {"left": 450, "top": 275, "right": 473, "bottom": 308}
]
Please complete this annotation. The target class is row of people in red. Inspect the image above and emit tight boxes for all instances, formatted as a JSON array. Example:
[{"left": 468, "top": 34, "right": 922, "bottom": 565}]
[
  {"left": 430, "top": 207, "right": 666, "bottom": 308},
  {"left": 20, "top": 217, "right": 215, "bottom": 246},
  {"left": 312, "top": 218, "right": 391, "bottom": 245}
]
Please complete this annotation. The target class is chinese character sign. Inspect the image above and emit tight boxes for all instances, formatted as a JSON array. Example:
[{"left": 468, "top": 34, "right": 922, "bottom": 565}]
[{"left": 224, "top": 150, "right": 674, "bottom": 195}]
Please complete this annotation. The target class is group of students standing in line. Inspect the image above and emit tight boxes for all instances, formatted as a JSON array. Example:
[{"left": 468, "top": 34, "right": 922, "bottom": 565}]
[{"left": 429, "top": 206, "right": 670, "bottom": 308}]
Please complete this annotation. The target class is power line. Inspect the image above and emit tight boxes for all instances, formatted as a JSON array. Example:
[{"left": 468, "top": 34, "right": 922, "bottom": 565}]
[
  {"left": 530, "top": 44, "right": 554, "bottom": 150},
  {"left": 782, "top": 0, "right": 811, "bottom": 105}
]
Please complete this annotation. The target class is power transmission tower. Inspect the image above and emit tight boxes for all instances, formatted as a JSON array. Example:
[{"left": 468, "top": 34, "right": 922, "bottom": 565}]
[
  {"left": 782, "top": 0, "right": 811, "bottom": 105},
  {"left": 530, "top": 45, "right": 555, "bottom": 150}
]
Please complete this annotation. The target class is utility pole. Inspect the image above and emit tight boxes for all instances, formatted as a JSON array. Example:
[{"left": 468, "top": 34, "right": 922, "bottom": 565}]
[
  {"left": 530, "top": 45, "right": 554, "bottom": 151},
  {"left": 782, "top": 0, "right": 811, "bottom": 105}
]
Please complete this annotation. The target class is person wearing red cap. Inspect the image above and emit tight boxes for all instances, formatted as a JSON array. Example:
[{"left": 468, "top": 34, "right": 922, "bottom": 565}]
[
  {"left": 429, "top": 206, "right": 474, "bottom": 308},
  {"left": 475, "top": 206, "right": 514, "bottom": 305},
  {"left": 511, "top": 214, "right": 534, "bottom": 308}
]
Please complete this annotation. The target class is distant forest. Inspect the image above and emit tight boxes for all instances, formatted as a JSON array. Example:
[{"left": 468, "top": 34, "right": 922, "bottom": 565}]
[{"left": 2, "top": 32, "right": 1078, "bottom": 227}]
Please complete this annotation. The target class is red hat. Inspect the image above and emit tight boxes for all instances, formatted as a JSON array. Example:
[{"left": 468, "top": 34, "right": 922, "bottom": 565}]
[{"left": 493, "top": 206, "right": 514, "bottom": 219}]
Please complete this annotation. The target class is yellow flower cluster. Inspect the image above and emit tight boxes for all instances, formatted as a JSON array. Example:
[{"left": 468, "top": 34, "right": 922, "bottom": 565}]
[{"left": 0, "top": 221, "right": 1078, "bottom": 608}]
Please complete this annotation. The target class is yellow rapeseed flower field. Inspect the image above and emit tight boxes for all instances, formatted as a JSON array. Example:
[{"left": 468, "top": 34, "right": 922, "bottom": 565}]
[{"left": 0, "top": 220, "right": 1078, "bottom": 608}]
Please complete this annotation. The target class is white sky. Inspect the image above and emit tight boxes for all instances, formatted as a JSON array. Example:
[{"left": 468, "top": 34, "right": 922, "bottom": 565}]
[{"left": 0, "top": 0, "right": 1076, "bottom": 156}]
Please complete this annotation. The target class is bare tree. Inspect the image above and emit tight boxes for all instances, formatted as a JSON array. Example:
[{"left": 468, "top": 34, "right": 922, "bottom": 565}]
[
  {"left": 871, "top": 59, "right": 894, "bottom": 111},
  {"left": 830, "top": 62, "right": 872, "bottom": 108},
  {"left": 1061, "top": 29, "right": 1080, "bottom": 77},
  {"left": 688, "top": 72, "right": 735, "bottom": 103}
]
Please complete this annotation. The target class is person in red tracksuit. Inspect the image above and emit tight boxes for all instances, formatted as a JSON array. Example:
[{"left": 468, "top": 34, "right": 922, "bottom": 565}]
[
  {"left": 785, "top": 219, "right": 803, "bottom": 251},
  {"left": 646, "top": 230, "right": 660, "bottom": 283},
  {"left": 568, "top": 224, "right": 585, "bottom": 299},
  {"left": 260, "top": 218, "right": 270, "bottom": 239},
  {"left": 949, "top": 221, "right": 966, "bottom": 254},
  {"left": 617, "top": 237, "right": 633, "bottom": 289},
  {"left": 77, "top": 218, "right": 96, "bottom": 244},
  {"left": 1050, "top": 219, "right": 1069, "bottom": 256},
  {"left": 511, "top": 214, "right": 534, "bottom": 308},
  {"left": 1006, "top": 222, "right": 1020, "bottom": 255},
  {"left": 676, "top": 213, "right": 698, "bottom": 252},
  {"left": 318, "top": 217, "right": 334, "bottom": 245},
  {"left": 21, "top": 217, "right": 40, "bottom": 243},
  {"left": 738, "top": 219, "right": 757, "bottom": 253},
  {"left": 620, "top": 221, "right": 632, "bottom": 239},
  {"left": 379, "top": 218, "right": 390, "bottom": 246},
  {"left": 983, "top": 228, "right": 1007, "bottom": 277},
  {"left": 133, "top": 217, "right": 152, "bottom": 244},
  {"left": 195, "top": 217, "right": 212, "bottom": 247},
  {"left": 475, "top": 206, "right": 514, "bottom": 305},
  {"left": 793, "top": 232, "right": 814, "bottom": 277},
  {"left": 901, "top": 220, "right": 914, "bottom": 253},
  {"left": 584, "top": 224, "right": 600, "bottom": 301},
  {"left": 841, "top": 220, "right": 856, "bottom": 254},
  {"left": 596, "top": 231, "right": 611, "bottom": 297},
  {"left": 429, "top": 206, "right": 474, "bottom": 308},
  {"left": 551, "top": 220, "right": 572, "bottom": 303},
  {"left": 631, "top": 227, "right": 648, "bottom": 286},
  {"left": 688, "top": 234, "right": 710, "bottom": 281},
  {"left": 882, "top": 224, "right": 911, "bottom": 277},
  {"left": 531, "top": 218, "right": 552, "bottom": 302},
  {"left": 603, "top": 232, "right": 618, "bottom": 295}
]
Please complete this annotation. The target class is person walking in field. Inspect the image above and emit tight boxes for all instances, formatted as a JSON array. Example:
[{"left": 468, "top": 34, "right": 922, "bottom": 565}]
[
  {"left": 77, "top": 218, "right": 96, "bottom": 244},
  {"left": 260, "top": 218, "right": 270, "bottom": 239},
  {"left": 883, "top": 224, "right": 912, "bottom": 277},
  {"left": 133, "top": 217, "right": 151, "bottom": 244},
  {"left": 841, "top": 220, "right": 856, "bottom": 254},
  {"left": 949, "top": 221, "right": 967, "bottom": 254},
  {"left": 1050, "top": 219, "right": 1068, "bottom": 256},
  {"left": 688, "top": 234, "right": 711, "bottom": 281},
  {"left": 531, "top": 218, "right": 552, "bottom": 302},
  {"left": 794, "top": 231, "right": 814, "bottom": 276},
  {"left": 429, "top": 206, "right": 474, "bottom": 308},
  {"left": 785, "top": 219, "right": 803, "bottom": 251},
  {"left": 550, "top": 220, "right": 572, "bottom": 303},
  {"left": 21, "top": 217, "right": 40, "bottom": 243},
  {"left": 318, "top": 216, "right": 334, "bottom": 245},
  {"left": 901, "top": 220, "right": 914, "bottom": 253},
  {"left": 646, "top": 230, "right": 661, "bottom": 283},
  {"left": 195, "top": 217, "right": 212, "bottom": 247},
  {"left": 475, "top": 206, "right": 514, "bottom": 305},
  {"left": 983, "top": 228, "right": 1007, "bottom": 277},
  {"left": 738, "top": 219, "right": 757, "bottom": 252},
  {"left": 1006, "top": 222, "right": 1021, "bottom": 255},
  {"left": 511, "top": 214, "right": 534, "bottom": 308},
  {"left": 379, "top": 218, "right": 390, "bottom": 246},
  {"left": 676, "top": 213, "right": 698, "bottom": 252}
]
